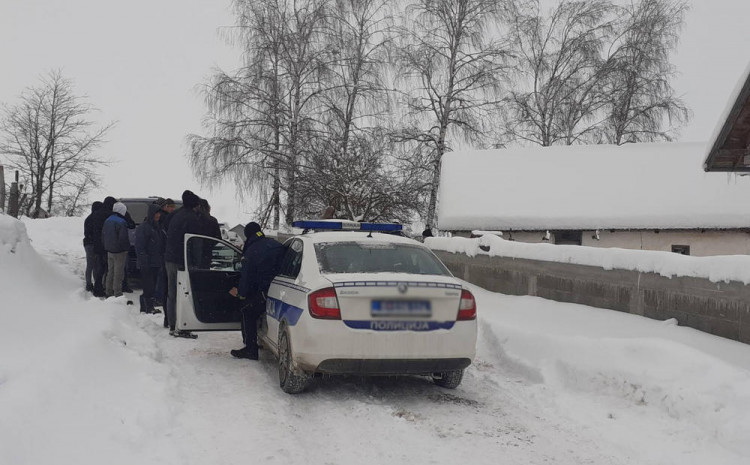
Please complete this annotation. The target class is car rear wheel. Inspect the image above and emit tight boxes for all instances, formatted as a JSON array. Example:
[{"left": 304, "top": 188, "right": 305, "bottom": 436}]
[
  {"left": 432, "top": 369, "right": 464, "bottom": 389},
  {"left": 278, "top": 326, "right": 311, "bottom": 394}
]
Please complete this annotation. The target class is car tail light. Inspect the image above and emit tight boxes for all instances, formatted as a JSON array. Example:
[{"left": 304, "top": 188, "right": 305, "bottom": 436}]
[
  {"left": 308, "top": 287, "right": 341, "bottom": 319},
  {"left": 457, "top": 289, "right": 476, "bottom": 321}
]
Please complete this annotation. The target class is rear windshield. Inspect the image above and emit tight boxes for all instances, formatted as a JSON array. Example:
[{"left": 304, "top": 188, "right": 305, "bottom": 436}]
[
  {"left": 314, "top": 242, "right": 451, "bottom": 276},
  {"left": 121, "top": 202, "right": 150, "bottom": 224}
]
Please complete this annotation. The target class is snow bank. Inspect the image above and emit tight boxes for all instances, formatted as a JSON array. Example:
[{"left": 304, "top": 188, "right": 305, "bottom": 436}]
[
  {"left": 0, "top": 215, "right": 173, "bottom": 465},
  {"left": 475, "top": 290, "right": 750, "bottom": 461},
  {"left": 427, "top": 234, "right": 750, "bottom": 284}
]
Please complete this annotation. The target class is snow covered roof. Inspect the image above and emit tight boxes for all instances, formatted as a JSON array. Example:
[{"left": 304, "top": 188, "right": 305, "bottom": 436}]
[
  {"left": 704, "top": 61, "right": 750, "bottom": 172},
  {"left": 438, "top": 142, "right": 750, "bottom": 231}
]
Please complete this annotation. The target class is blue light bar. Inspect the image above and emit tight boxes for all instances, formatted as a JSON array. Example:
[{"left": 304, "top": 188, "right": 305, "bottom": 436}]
[{"left": 293, "top": 220, "right": 403, "bottom": 232}]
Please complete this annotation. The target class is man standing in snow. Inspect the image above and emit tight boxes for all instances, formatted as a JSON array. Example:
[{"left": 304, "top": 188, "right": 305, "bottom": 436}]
[
  {"left": 164, "top": 190, "right": 202, "bottom": 337},
  {"left": 102, "top": 202, "right": 131, "bottom": 298},
  {"left": 83, "top": 201, "right": 103, "bottom": 292},
  {"left": 91, "top": 196, "right": 117, "bottom": 297},
  {"left": 135, "top": 203, "right": 164, "bottom": 314},
  {"left": 228, "top": 222, "right": 284, "bottom": 360}
]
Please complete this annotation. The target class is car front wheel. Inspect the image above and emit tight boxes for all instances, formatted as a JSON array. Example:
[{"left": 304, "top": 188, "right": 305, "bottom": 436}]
[
  {"left": 432, "top": 369, "right": 464, "bottom": 389},
  {"left": 278, "top": 326, "right": 311, "bottom": 394}
]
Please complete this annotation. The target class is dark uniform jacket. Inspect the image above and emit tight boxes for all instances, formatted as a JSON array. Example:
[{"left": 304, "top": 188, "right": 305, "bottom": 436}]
[
  {"left": 165, "top": 207, "right": 201, "bottom": 267},
  {"left": 135, "top": 204, "right": 165, "bottom": 269},
  {"left": 238, "top": 235, "right": 285, "bottom": 298},
  {"left": 102, "top": 213, "right": 130, "bottom": 253}
]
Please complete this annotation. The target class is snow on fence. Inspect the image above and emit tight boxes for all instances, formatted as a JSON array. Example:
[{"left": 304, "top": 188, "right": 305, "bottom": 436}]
[{"left": 427, "top": 235, "right": 750, "bottom": 344}]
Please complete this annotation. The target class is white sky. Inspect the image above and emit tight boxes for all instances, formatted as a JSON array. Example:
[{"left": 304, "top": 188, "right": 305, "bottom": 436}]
[{"left": 1, "top": 0, "right": 749, "bottom": 224}]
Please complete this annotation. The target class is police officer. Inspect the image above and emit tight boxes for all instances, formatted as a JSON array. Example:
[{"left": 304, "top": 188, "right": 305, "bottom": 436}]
[{"left": 228, "top": 222, "right": 284, "bottom": 360}]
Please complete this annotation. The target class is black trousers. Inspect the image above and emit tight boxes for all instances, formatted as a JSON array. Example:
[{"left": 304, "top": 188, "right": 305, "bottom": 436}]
[
  {"left": 93, "top": 252, "right": 107, "bottom": 294},
  {"left": 240, "top": 293, "right": 266, "bottom": 350},
  {"left": 139, "top": 266, "right": 158, "bottom": 312}
]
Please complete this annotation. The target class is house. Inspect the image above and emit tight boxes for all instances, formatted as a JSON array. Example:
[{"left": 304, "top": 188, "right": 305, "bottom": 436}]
[
  {"left": 437, "top": 142, "right": 750, "bottom": 256},
  {"left": 704, "top": 62, "right": 750, "bottom": 172}
]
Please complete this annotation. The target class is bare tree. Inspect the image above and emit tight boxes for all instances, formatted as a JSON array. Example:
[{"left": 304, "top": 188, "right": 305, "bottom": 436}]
[
  {"left": 505, "top": 0, "right": 614, "bottom": 146},
  {"left": 188, "top": 0, "right": 329, "bottom": 226},
  {"left": 298, "top": 129, "right": 423, "bottom": 222},
  {"left": 0, "top": 70, "right": 112, "bottom": 217},
  {"left": 397, "top": 0, "right": 510, "bottom": 227},
  {"left": 601, "top": 0, "right": 690, "bottom": 145}
]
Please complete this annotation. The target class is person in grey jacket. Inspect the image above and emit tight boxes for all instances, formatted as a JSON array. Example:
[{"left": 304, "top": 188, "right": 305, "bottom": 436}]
[
  {"left": 135, "top": 203, "right": 164, "bottom": 314},
  {"left": 102, "top": 202, "right": 131, "bottom": 297}
]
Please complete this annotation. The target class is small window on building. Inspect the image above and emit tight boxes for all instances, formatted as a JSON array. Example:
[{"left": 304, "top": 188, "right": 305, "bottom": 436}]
[
  {"left": 671, "top": 245, "right": 690, "bottom": 255},
  {"left": 554, "top": 230, "right": 582, "bottom": 246}
]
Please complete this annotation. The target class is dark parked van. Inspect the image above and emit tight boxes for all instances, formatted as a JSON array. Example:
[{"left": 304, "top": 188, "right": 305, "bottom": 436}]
[{"left": 119, "top": 197, "right": 182, "bottom": 277}]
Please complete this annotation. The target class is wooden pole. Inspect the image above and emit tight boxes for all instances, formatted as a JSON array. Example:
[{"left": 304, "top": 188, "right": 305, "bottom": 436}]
[
  {"left": 8, "top": 170, "right": 20, "bottom": 218},
  {"left": 0, "top": 165, "right": 5, "bottom": 213}
]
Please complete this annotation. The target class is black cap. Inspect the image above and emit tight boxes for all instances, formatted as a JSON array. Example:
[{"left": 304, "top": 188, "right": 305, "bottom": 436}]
[
  {"left": 244, "top": 222, "right": 263, "bottom": 239},
  {"left": 182, "top": 190, "right": 200, "bottom": 209}
]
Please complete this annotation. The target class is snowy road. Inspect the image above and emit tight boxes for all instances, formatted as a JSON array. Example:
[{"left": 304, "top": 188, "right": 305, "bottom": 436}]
[{"left": 2, "top": 217, "right": 749, "bottom": 465}]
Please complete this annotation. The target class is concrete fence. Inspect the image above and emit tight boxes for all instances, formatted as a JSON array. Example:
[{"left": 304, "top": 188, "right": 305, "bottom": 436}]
[{"left": 433, "top": 250, "right": 750, "bottom": 344}]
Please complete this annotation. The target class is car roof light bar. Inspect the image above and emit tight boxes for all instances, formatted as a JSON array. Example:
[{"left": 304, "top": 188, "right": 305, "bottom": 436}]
[{"left": 292, "top": 220, "right": 403, "bottom": 232}]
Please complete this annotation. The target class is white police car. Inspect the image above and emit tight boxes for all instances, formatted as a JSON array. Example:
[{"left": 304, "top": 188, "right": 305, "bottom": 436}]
[{"left": 175, "top": 220, "right": 477, "bottom": 394}]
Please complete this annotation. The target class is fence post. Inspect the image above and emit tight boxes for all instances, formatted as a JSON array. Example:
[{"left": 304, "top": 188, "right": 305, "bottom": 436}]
[
  {"left": 8, "top": 170, "right": 20, "bottom": 218},
  {"left": 0, "top": 164, "right": 5, "bottom": 213}
]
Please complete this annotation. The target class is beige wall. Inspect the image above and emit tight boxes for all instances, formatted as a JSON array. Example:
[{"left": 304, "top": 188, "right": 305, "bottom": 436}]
[
  {"left": 450, "top": 229, "right": 750, "bottom": 256},
  {"left": 581, "top": 230, "right": 750, "bottom": 256}
]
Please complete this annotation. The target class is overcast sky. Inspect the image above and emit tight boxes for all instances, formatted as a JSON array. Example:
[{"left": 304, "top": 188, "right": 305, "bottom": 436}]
[{"left": 1, "top": 0, "right": 749, "bottom": 224}]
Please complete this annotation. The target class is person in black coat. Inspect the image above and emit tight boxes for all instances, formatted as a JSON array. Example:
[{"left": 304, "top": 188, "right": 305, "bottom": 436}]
[
  {"left": 91, "top": 196, "right": 117, "bottom": 297},
  {"left": 83, "top": 201, "right": 103, "bottom": 292},
  {"left": 164, "top": 190, "right": 202, "bottom": 336},
  {"left": 154, "top": 198, "right": 176, "bottom": 322},
  {"left": 135, "top": 203, "right": 164, "bottom": 314},
  {"left": 228, "top": 222, "right": 285, "bottom": 360}
]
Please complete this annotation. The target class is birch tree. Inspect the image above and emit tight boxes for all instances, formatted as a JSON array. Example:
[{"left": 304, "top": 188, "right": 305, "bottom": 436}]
[
  {"left": 398, "top": 0, "right": 509, "bottom": 227},
  {"left": 505, "top": 0, "right": 614, "bottom": 146},
  {"left": 601, "top": 0, "right": 690, "bottom": 144}
]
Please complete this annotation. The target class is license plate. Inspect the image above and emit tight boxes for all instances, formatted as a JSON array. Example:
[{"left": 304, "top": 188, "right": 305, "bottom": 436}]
[{"left": 371, "top": 300, "right": 432, "bottom": 317}]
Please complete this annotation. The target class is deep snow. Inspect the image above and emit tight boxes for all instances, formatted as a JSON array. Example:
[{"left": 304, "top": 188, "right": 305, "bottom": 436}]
[{"left": 2, "top": 215, "right": 749, "bottom": 465}]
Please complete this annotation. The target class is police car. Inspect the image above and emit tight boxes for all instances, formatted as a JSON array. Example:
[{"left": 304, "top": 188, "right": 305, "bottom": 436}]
[{"left": 175, "top": 220, "right": 477, "bottom": 394}]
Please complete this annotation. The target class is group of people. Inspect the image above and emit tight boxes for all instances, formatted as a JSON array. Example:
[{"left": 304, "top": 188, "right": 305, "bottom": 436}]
[
  {"left": 83, "top": 196, "right": 137, "bottom": 299},
  {"left": 83, "top": 189, "right": 284, "bottom": 353},
  {"left": 83, "top": 190, "right": 221, "bottom": 336}
]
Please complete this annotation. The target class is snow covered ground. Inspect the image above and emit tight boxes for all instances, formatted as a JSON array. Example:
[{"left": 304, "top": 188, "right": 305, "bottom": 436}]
[{"left": 2, "top": 215, "right": 750, "bottom": 465}]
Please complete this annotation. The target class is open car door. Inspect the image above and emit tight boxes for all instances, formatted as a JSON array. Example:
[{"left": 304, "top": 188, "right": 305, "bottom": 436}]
[{"left": 175, "top": 234, "right": 243, "bottom": 332}]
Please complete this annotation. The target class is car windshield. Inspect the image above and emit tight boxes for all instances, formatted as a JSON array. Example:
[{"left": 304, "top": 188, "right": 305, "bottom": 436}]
[{"left": 314, "top": 241, "right": 451, "bottom": 276}]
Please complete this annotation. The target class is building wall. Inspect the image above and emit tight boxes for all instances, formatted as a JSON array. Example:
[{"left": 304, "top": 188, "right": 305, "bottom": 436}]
[
  {"left": 452, "top": 229, "right": 750, "bottom": 256},
  {"left": 582, "top": 230, "right": 750, "bottom": 256}
]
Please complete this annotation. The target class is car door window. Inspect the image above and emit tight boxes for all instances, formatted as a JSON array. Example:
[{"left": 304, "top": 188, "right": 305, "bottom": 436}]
[
  {"left": 186, "top": 236, "right": 242, "bottom": 271},
  {"left": 278, "top": 239, "right": 303, "bottom": 278}
]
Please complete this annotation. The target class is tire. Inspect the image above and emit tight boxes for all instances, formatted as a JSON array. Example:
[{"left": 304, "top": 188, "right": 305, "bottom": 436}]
[
  {"left": 278, "top": 326, "right": 311, "bottom": 394},
  {"left": 433, "top": 369, "right": 464, "bottom": 389}
]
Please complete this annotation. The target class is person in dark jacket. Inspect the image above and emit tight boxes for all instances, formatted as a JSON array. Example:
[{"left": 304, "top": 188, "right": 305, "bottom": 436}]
[
  {"left": 165, "top": 190, "right": 202, "bottom": 336},
  {"left": 228, "top": 222, "right": 285, "bottom": 360},
  {"left": 121, "top": 210, "right": 137, "bottom": 293},
  {"left": 91, "top": 196, "right": 117, "bottom": 297},
  {"left": 155, "top": 198, "right": 176, "bottom": 324},
  {"left": 83, "top": 201, "right": 103, "bottom": 292},
  {"left": 103, "top": 202, "right": 131, "bottom": 297},
  {"left": 197, "top": 198, "right": 221, "bottom": 239},
  {"left": 135, "top": 203, "right": 164, "bottom": 314}
]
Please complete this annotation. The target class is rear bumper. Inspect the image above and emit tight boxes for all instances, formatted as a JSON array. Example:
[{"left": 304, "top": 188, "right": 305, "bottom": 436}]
[
  {"left": 290, "top": 319, "right": 477, "bottom": 373},
  {"left": 316, "top": 357, "right": 471, "bottom": 375}
]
